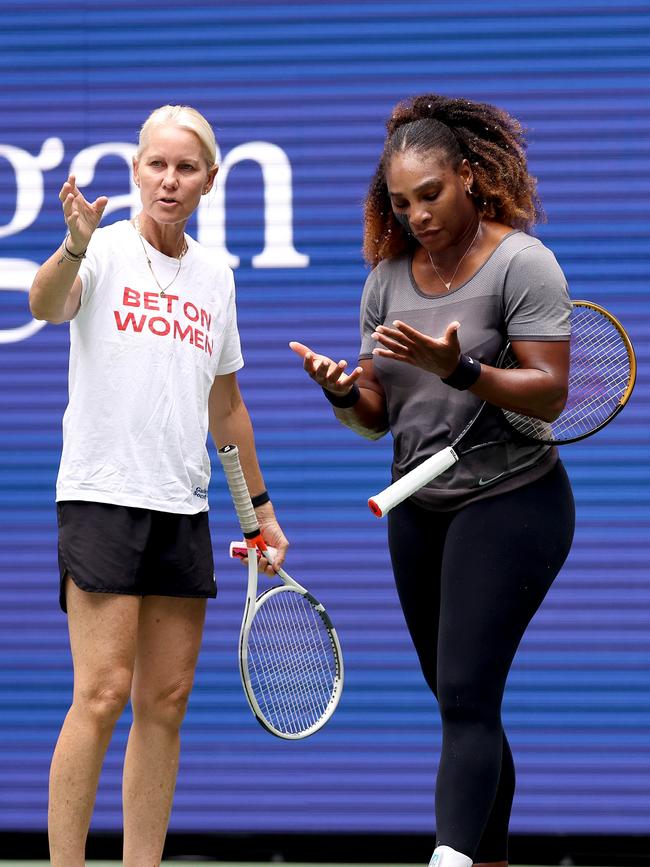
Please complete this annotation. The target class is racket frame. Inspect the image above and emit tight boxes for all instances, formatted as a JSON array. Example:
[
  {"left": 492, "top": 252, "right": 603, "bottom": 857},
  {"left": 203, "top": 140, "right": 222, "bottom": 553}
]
[{"left": 218, "top": 444, "right": 344, "bottom": 739}]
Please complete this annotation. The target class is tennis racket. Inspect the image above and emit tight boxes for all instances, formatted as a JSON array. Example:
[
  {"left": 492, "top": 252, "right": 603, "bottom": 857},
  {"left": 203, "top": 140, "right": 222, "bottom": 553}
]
[
  {"left": 369, "top": 300, "right": 636, "bottom": 518},
  {"left": 218, "top": 444, "right": 344, "bottom": 739}
]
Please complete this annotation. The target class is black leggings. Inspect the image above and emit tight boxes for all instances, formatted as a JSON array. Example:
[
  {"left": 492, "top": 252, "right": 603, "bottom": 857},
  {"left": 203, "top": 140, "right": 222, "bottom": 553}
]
[{"left": 387, "top": 461, "right": 575, "bottom": 862}]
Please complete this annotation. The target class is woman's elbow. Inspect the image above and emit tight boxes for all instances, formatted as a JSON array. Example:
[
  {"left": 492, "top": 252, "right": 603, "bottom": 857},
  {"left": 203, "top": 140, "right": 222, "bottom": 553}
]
[
  {"left": 541, "top": 383, "right": 569, "bottom": 423},
  {"left": 29, "top": 288, "right": 69, "bottom": 324},
  {"left": 28, "top": 293, "right": 48, "bottom": 321},
  {"left": 29, "top": 301, "right": 62, "bottom": 324}
]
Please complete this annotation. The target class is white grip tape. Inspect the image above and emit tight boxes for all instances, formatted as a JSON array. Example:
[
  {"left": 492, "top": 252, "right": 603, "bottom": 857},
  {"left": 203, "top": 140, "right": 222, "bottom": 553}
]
[
  {"left": 217, "top": 445, "right": 259, "bottom": 535},
  {"left": 368, "top": 446, "right": 459, "bottom": 517}
]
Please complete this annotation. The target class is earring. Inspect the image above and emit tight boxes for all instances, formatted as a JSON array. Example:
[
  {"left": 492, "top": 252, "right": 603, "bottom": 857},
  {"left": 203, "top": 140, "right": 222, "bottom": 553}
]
[{"left": 465, "top": 185, "right": 473, "bottom": 195}]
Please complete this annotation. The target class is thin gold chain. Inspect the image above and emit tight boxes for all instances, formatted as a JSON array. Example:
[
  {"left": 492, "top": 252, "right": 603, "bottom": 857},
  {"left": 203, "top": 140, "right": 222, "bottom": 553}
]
[
  {"left": 427, "top": 219, "right": 482, "bottom": 291},
  {"left": 134, "top": 216, "right": 188, "bottom": 297}
]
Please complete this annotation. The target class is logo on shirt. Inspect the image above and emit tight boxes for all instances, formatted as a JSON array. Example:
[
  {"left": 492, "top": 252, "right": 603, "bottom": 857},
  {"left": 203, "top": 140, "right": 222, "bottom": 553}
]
[
  {"left": 193, "top": 486, "right": 208, "bottom": 499},
  {"left": 478, "top": 471, "right": 507, "bottom": 486},
  {"left": 114, "top": 287, "right": 214, "bottom": 356}
]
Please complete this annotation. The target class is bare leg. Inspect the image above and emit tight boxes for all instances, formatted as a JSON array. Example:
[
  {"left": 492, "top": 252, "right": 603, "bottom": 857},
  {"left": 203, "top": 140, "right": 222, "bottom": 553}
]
[
  {"left": 122, "top": 596, "right": 206, "bottom": 867},
  {"left": 49, "top": 579, "right": 140, "bottom": 867}
]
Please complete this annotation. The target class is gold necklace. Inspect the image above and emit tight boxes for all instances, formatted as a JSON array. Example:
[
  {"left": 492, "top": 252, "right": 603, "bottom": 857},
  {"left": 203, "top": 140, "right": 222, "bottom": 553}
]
[
  {"left": 427, "top": 219, "right": 482, "bottom": 291},
  {"left": 134, "top": 216, "right": 188, "bottom": 297}
]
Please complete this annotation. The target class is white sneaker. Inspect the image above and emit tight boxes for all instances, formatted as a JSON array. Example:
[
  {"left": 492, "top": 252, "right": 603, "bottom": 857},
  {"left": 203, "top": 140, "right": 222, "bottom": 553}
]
[{"left": 429, "top": 844, "right": 473, "bottom": 867}]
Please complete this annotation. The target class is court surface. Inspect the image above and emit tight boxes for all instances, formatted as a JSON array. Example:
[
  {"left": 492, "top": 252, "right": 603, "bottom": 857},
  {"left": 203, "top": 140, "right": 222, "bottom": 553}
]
[{"left": 1, "top": 862, "right": 603, "bottom": 867}]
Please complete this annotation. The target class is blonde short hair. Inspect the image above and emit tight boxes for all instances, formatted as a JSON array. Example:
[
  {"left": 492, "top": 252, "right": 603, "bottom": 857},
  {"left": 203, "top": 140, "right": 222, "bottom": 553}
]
[{"left": 137, "top": 105, "right": 217, "bottom": 169}]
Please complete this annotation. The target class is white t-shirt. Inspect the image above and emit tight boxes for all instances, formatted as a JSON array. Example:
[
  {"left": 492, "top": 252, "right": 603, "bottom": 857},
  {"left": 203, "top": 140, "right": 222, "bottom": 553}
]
[{"left": 56, "top": 220, "right": 244, "bottom": 513}]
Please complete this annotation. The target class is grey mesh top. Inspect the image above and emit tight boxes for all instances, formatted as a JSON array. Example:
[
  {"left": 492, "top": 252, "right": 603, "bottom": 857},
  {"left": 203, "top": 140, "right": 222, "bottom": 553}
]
[{"left": 359, "top": 230, "right": 572, "bottom": 511}]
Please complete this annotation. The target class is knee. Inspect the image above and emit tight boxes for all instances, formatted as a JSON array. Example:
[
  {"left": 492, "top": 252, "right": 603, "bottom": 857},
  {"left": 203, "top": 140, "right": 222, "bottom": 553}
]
[
  {"left": 131, "top": 678, "right": 194, "bottom": 731},
  {"left": 74, "top": 670, "right": 132, "bottom": 729},
  {"left": 437, "top": 676, "right": 498, "bottom": 729}
]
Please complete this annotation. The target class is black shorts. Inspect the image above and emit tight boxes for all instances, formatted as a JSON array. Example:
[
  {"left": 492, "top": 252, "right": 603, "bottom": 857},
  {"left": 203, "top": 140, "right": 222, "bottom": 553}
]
[{"left": 56, "top": 500, "right": 216, "bottom": 613}]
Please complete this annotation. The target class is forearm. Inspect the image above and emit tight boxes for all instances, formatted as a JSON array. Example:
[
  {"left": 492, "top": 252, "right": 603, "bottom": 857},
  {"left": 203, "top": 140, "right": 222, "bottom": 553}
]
[
  {"left": 469, "top": 364, "right": 568, "bottom": 422},
  {"left": 29, "top": 240, "right": 83, "bottom": 323},
  {"left": 210, "top": 397, "right": 267, "bottom": 499},
  {"left": 329, "top": 386, "right": 389, "bottom": 440},
  {"left": 372, "top": 323, "right": 570, "bottom": 425},
  {"left": 209, "top": 376, "right": 289, "bottom": 568}
]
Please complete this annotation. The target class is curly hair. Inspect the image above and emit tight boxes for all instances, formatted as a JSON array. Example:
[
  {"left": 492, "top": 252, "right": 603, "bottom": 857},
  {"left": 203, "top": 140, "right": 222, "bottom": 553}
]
[{"left": 363, "top": 94, "right": 544, "bottom": 266}]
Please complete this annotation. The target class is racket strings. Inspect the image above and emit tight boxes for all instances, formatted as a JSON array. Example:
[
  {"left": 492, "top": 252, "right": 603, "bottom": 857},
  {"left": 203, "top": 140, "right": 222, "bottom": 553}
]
[
  {"left": 566, "top": 314, "right": 630, "bottom": 410},
  {"left": 252, "top": 594, "right": 331, "bottom": 722},
  {"left": 246, "top": 589, "right": 338, "bottom": 735},
  {"left": 249, "top": 595, "right": 335, "bottom": 732},
  {"left": 504, "top": 306, "right": 633, "bottom": 442}
]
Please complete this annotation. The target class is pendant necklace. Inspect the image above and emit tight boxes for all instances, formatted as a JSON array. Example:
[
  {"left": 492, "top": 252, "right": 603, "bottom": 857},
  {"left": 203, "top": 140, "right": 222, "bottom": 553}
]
[
  {"left": 427, "top": 219, "right": 482, "bottom": 291},
  {"left": 134, "top": 215, "right": 188, "bottom": 297}
]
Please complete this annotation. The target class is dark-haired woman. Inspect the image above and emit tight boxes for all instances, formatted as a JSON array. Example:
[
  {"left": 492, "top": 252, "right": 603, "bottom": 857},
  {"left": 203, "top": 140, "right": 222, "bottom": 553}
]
[{"left": 290, "top": 94, "right": 575, "bottom": 867}]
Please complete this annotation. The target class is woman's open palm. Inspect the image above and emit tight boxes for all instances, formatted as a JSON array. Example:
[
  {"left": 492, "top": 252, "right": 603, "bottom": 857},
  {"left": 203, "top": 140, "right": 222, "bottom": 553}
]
[
  {"left": 59, "top": 174, "right": 108, "bottom": 251},
  {"left": 289, "top": 341, "right": 363, "bottom": 395}
]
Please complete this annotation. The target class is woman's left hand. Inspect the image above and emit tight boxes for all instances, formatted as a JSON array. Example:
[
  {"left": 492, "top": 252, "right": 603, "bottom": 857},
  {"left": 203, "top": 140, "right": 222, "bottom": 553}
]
[{"left": 372, "top": 319, "right": 462, "bottom": 378}]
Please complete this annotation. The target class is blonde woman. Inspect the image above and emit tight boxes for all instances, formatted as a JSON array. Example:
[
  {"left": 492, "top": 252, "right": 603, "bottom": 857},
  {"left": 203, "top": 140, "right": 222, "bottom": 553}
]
[{"left": 30, "top": 105, "right": 288, "bottom": 867}]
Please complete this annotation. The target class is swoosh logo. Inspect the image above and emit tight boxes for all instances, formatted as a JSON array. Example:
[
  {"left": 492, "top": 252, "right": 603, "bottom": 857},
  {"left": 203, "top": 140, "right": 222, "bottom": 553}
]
[{"left": 478, "top": 471, "right": 507, "bottom": 486}]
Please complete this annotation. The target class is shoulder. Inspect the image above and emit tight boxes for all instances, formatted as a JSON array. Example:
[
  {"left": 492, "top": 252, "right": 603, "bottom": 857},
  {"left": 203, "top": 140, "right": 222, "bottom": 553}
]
[
  {"left": 184, "top": 238, "right": 235, "bottom": 285},
  {"left": 79, "top": 222, "right": 134, "bottom": 291},
  {"left": 360, "top": 256, "right": 407, "bottom": 311},
  {"left": 501, "top": 231, "right": 564, "bottom": 274},
  {"left": 494, "top": 232, "right": 568, "bottom": 297},
  {"left": 500, "top": 232, "right": 571, "bottom": 335},
  {"left": 84, "top": 220, "right": 138, "bottom": 273},
  {"left": 364, "top": 254, "right": 410, "bottom": 291},
  {"left": 374, "top": 253, "right": 410, "bottom": 277},
  {"left": 90, "top": 219, "right": 133, "bottom": 246}
]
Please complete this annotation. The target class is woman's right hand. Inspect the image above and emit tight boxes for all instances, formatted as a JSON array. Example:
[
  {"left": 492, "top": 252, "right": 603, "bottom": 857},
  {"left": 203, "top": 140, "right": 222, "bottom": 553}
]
[
  {"left": 59, "top": 174, "right": 108, "bottom": 254},
  {"left": 289, "top": 341, "right": 363, "bottom": 396}
]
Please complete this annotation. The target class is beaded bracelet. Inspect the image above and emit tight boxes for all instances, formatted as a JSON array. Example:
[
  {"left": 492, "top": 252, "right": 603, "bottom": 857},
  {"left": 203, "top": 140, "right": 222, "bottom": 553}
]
[
  {"left": 62, "top": 235, "right": 87, "bottom": 261},
  {"left": 441, "top": 354, "right": 482, "bottom": 391},
  {"left": 60, "top": 247, "right": 84, "bottom": 264}
]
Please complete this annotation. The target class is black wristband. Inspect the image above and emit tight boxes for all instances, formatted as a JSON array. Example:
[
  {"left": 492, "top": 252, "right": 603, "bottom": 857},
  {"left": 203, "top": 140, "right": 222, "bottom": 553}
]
[
  {"left": 322, "top": 384, "right": 361, "bottom": 408},
  {"left": 251, "top": 490, "right": 270, "bottom": 508},
  {"left": 441, "top": 354, "right": 481, "bottom": 390}
]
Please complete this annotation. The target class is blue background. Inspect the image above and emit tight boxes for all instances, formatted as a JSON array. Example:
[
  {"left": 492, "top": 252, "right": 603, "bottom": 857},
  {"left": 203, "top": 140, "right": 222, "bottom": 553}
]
[{"left": 0, "top": 0, "right": 648, "bottom": 839}]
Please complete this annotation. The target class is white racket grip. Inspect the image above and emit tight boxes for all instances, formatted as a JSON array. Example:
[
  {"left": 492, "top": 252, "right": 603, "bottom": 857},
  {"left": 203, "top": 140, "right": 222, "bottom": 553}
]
[
  {"left": 217, "top": 445, "right": 259, "bottom": 535},
  {"left": 368, "top": 446, "right": 459, "bottom": 518}
]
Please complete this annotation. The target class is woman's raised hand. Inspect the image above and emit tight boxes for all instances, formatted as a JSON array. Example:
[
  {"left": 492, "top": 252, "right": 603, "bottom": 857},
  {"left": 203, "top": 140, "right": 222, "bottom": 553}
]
[
  {"left": 59, "top": 174, "right": 108, "bottom": 254},
  {"left": 371, "top": 319, "right": 462, "bottom": 378},
  {"left": 289, "top": 341, "right": 363, "bottom": 396}
]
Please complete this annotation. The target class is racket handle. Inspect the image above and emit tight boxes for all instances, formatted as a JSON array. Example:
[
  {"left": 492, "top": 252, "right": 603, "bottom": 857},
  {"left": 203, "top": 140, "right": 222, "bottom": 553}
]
[
  {"left": 230, "top": 541, "right": 278, "bottom": 562},
  {"left": 217, "top": 445, "right": 259, "bottom": 536},
  {"left": 368, "top": 446, "right": 459, "bottom": 518}
]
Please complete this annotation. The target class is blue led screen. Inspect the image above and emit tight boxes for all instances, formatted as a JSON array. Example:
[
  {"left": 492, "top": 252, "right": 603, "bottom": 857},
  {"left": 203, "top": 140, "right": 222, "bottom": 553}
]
[{"left": 0, "top": 0, "right": 648, "bottom": 837}]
